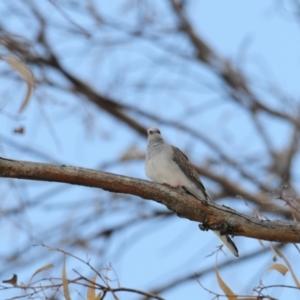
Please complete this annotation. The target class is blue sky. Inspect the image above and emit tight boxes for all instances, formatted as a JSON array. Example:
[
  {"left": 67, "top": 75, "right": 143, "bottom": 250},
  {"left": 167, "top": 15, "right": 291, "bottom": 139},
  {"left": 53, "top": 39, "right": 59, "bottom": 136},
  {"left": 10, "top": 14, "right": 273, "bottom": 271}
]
[{"left": 1, "top": 1, "right": 300, "bottom": 299}]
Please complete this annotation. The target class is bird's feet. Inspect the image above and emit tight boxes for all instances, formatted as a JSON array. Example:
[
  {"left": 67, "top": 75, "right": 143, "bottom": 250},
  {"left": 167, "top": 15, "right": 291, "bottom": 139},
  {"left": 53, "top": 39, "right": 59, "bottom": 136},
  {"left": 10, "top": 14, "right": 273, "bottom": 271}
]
[
  {"left": 163, "top": 183, "right": 181, "bottom": 189},
  {"left": 199, "top": 222, "right": 210, "bottom": 232}
]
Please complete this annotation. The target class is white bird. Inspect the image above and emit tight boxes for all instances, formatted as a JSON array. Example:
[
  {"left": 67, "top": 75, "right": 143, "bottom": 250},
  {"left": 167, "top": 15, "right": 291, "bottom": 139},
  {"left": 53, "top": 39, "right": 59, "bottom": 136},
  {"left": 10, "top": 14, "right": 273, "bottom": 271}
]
[{"left": 145, "top": 127, "right": 239, "bottom": 257}]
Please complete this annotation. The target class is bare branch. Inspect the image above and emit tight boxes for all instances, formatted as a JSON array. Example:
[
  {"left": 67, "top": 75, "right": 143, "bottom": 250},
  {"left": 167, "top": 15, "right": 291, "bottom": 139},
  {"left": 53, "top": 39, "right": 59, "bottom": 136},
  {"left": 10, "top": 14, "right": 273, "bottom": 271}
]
[{"left": 0, "top": 157, "right": 299, "bottom": 243}]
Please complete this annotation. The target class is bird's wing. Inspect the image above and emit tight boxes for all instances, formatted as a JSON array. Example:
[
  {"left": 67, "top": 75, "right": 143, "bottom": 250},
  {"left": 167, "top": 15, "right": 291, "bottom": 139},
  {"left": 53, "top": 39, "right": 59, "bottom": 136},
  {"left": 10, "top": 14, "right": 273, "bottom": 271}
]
[{"left": 171, "top": 146, "right": 210, "bottom": 201}]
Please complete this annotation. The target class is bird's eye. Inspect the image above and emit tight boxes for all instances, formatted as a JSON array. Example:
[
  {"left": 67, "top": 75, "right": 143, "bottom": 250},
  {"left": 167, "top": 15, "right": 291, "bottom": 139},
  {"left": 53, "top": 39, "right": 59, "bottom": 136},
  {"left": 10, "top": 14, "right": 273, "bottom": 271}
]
[{"left": 148, "top": 129, "right": 160, "bottom": 135}]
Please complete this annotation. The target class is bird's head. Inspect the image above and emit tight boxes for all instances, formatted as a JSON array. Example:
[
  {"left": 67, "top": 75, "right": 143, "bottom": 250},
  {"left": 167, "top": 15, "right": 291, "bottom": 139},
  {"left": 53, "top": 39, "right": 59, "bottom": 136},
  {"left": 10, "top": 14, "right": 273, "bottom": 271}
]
[{"left": 147, "top": 127, "right": 164, "bottom": 143}]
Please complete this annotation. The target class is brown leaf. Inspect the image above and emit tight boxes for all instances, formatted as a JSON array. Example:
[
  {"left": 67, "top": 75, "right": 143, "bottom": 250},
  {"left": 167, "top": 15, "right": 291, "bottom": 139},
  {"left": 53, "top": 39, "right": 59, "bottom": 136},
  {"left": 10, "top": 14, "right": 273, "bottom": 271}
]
[
  {"left": 29, "top": 263, "right": 54, "bottom": 284},
  {"left": 5, "top": 56, "right": 35, "bottom": 113},
  {"left": 96, "top": 293, "right": 103, "bottom": 300},
  {"left": 3, "top": 274, "right": 17, "bottom": 286},
  {"left": 215, "top": 267, "right": 237, "bottom": 300},
  {"left": 267, "top": 263, "right": 289, "bottom": 276},
  {"left": 269, "top": 242, "right": 278, "bottom": 262},
  {"left": 13, "top": 126, "right": 25, "bottom": 134},
  {"left": 62, "top": 259, "right": 72, "bottom": 300},
  {"left": 274, "top": 248, "right": 300, "bottom": 287},
  {"left": 87, "top": 274, "right": 97, "bottom": 300}
]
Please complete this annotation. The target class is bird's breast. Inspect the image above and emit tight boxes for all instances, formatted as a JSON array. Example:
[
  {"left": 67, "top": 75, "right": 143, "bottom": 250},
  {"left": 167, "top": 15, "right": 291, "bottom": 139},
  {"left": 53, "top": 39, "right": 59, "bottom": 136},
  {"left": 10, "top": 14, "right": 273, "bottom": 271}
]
[{"left": 146, "top": 147, "right": 192, "bottom": 188}]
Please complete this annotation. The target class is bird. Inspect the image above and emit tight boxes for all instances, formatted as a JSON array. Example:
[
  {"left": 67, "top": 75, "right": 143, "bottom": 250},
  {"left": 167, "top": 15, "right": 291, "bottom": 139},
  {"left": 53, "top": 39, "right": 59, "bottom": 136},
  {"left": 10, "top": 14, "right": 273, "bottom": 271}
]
[{"left": 145, "top": 127, "right": 239, "bottom": 257}]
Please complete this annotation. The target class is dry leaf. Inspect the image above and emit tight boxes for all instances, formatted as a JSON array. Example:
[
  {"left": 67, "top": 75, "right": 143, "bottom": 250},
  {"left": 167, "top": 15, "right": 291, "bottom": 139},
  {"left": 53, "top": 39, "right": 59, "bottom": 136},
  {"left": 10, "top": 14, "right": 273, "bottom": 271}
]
[
  {"left": 274, "top": 248, "right": 300, "bottom": 287},
  {"left": 87, "top": 274, "right": 97, "bottom": 300},
  {"left": 258, "top": 239, "right": 266, "bottom": 250},
  {"left": 2, "top": 274, "right": 17, "bottom": 286},
  {"left": 62, "top": 258, "right": 72, "bottom": 300},
  {"left": 267, "top": 264, "right": 289, "bottom": 276},
  {"left": 96, "top": 292, "right": 103, "bottom": 300},
  {"left": 4, "top": 56, "right": 35, "bottom": 113},
  {"left": 29, "top": 263, "right": 54, "bottom": 284},
  {"left": 13, "top": 126, "right": 25, "bottom": 134},
  {"left": 269, "top": 242, "right": 278, "bottom": 262},
  {"left": 215, "top": 267, "right": 237, "bottom": 300}
]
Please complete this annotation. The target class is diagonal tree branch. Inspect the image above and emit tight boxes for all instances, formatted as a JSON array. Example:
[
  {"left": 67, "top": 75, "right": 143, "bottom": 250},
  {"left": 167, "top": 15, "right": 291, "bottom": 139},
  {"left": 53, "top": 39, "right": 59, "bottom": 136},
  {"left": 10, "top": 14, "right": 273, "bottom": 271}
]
[
  {"left": 169, "top": 0, "right": 298, "bottom": 124},
  {"left": 0, "top": 157, "right": 299, "bottom": 243}
]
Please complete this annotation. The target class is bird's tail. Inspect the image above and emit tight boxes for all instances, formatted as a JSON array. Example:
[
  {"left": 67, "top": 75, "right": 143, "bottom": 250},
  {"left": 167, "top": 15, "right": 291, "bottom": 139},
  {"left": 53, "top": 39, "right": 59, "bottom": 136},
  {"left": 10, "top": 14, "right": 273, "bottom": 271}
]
[{"left": 212, "top": 230, "right": 239, "bottom": 257}]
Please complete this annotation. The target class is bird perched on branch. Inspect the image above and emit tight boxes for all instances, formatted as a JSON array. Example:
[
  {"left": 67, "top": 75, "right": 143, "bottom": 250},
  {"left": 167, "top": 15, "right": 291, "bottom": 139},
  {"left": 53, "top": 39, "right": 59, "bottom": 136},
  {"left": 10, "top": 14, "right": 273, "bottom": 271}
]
[{"left": 145, "top": 127, "right": 238, "bottom": 257}]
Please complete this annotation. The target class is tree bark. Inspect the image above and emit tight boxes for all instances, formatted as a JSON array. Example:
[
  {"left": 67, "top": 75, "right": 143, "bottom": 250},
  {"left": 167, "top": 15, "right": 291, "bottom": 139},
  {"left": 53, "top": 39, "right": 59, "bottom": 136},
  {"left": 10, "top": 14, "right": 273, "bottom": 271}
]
[{"left": 0, "top": 157, "right": 298, "bottom": 243}]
